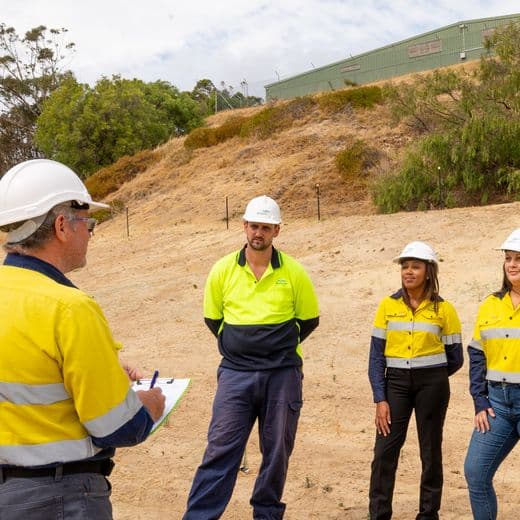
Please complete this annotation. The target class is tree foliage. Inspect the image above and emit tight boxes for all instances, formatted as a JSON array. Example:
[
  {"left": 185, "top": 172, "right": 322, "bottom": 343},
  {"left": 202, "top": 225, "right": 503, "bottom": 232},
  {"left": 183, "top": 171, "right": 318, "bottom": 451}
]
[
  {"left": 35, "top": 75, "right": 204, "bottom": 177},
  {"left": 189, "top": 78, "right": 262, "bottom": 115},
  {"left": 0, "top": 23, "right": 75, "bottom": 174},
  {"left": 374, "top": 23, "right": 520, "bottom": 213}
]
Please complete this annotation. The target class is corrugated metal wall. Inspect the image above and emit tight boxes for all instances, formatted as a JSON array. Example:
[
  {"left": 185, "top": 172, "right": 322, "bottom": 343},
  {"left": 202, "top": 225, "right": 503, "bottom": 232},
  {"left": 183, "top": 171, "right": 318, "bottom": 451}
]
[{"left": 265, "top": 13, "right": 520, "bottom": 100}]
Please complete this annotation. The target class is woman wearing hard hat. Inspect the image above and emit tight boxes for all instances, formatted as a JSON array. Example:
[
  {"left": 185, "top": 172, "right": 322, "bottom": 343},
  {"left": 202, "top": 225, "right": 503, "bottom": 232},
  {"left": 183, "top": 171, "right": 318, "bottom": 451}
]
[
  {"left": 368, "top": 241, "right": 463, "bottom": 520},
  {"left": 464, "top": 229, "right": 520, "bottom": 520}
]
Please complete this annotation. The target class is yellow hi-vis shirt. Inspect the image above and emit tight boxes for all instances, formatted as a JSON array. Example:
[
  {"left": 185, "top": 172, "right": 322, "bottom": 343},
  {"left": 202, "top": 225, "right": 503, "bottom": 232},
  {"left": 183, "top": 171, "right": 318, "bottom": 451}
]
[
  {"left": 469, "top": 292, "right": 520, "bottom": 383},
  {"left": 204, "top": 246, "right": 319, "bottom": 370},
  {"left": 372, "top": 292, "right": 462, "bottom": 368},
  {"left": 0, "top": 265, "right": 142, "bottom": 467}
]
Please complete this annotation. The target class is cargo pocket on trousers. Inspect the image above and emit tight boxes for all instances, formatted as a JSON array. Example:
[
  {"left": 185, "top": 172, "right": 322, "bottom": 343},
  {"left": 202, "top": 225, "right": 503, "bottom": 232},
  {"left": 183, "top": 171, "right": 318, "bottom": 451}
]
[{"left": 286, "top": 400, "right": 303, "bottom": 450}]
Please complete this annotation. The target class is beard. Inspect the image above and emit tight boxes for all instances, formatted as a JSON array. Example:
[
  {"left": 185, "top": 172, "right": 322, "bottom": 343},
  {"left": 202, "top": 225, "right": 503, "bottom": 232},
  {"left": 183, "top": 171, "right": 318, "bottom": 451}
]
[{"left": 247, "top": 236, "right": 272, "bottom": 251}]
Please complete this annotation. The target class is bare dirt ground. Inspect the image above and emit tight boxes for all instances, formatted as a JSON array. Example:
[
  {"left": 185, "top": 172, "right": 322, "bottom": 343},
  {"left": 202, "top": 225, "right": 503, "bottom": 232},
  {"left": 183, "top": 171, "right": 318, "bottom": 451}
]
[{"left": 70, "top": 199, "right": 520, "bottom": 520}]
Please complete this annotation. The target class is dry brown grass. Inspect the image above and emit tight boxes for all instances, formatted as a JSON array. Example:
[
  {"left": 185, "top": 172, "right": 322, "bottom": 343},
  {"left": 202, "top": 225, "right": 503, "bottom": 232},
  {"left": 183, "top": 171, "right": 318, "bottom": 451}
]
[{"left": 104, "top": 99, "right": 412, "bottom": 225}]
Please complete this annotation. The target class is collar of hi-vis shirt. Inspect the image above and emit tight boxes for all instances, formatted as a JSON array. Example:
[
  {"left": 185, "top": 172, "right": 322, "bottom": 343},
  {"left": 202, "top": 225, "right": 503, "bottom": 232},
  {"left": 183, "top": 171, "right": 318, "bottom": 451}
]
[
  {"left": 390, "top": 287, "right": 444, "bottom": 310},
  {"left": 3, "top": 252, "right": 77, "bottom": 288},
  {"left": 237, "top": 244, "right": 281, "bottom": 270}
]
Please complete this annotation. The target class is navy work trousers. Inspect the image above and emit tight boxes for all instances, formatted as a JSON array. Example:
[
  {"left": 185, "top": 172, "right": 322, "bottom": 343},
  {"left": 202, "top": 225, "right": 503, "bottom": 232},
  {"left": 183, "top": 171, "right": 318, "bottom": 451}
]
[
  {"left": 369, "top": 367, "right": 450, "bottom": 520},
  {"left": 183, "top": 365, "right": 303, "bottom": 520}
]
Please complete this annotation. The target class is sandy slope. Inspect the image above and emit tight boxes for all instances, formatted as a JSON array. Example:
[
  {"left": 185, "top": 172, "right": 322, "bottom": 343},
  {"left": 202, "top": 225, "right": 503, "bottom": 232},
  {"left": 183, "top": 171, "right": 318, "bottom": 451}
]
[{"left": 68, "top": 200, "right": 520, "bottom": 519}]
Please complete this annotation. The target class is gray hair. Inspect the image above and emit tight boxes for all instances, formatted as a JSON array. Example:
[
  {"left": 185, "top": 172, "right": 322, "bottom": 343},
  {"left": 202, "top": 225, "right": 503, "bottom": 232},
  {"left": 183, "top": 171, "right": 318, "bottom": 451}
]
[{"left": 1, "top": 202, "right": 78, "bottom": 254}]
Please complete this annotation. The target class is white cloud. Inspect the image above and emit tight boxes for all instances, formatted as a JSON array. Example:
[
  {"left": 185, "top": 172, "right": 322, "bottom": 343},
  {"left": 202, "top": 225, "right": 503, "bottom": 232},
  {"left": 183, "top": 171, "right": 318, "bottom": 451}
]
[{"left": 1, "top": 0, "right": 518, "bottom": 97}]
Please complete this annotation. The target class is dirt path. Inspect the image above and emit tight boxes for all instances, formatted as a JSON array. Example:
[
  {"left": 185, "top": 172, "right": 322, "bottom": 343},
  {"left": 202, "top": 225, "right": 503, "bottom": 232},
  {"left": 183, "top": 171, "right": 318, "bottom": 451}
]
[{"left": 70, "top": 202, "right": 520, "bottom": 519}]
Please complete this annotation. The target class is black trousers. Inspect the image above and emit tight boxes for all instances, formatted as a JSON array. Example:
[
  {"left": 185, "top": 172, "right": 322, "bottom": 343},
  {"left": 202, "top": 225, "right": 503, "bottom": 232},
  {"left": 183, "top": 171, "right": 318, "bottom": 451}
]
[{"left": 369, "top": 367, "right": 450, "bottom": 520}]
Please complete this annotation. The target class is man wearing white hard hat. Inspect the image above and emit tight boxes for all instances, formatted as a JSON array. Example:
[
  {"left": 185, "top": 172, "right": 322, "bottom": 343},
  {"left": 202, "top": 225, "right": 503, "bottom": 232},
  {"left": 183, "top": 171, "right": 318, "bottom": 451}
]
[
  {"left": 368, "top": 241, "right": 463, "bottom": 520},
  {"left": 184, "top": 195, "right": 319, "bottom": 519},
  {"left": 465, "top": 229, "right": 520, "bottom": 519},
  {"left": 0, "top": 159, "right": 165, "bottom": 519}
]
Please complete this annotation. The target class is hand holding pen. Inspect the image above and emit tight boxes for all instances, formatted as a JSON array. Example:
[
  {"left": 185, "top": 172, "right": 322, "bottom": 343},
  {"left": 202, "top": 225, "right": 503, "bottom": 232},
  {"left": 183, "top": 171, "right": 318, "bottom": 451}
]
[{"left": 136, "top": 370, "right": 165, "bottom": 421}]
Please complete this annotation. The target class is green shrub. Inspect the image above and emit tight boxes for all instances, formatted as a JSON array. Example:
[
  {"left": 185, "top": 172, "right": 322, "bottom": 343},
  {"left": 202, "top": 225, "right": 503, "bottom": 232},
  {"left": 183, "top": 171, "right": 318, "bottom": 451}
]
[
  {"left": 372, "top": 118, "right": 520, "bottom": 213},
  {"left": 372, "top": 150, "right": 437, "bottom": 213},
  {"left": 215, "top": 116, "right": 246, "bottom": 141},
  {"left": 184, "top": 116, "right": 246, "bottom": 149},
  {"left": 335, "top": 140, "right": 370, "bottom": 181},
  {"left": 240, "top": 106, "right": 281, "bottom": 139},
  {"left": 317, "top": 86, "right": 383, "bottom": 114},
  {"left": 184, "top": 96, "right": 317, "bottom": 148},
  {"left": 184, "top": 127, "right": 218, "bottom": 149},
  {"left": 85, "top": 149, "right": 162, "bottom": 200},
  {"left": 241, "top": 96, "right": 317, "bottom": 139}
]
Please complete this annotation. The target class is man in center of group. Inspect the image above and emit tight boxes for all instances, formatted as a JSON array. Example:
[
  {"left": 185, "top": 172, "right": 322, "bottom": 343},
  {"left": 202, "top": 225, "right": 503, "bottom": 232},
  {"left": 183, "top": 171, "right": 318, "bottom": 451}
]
[{"left": 183, "top": 195, "right": 320, "bottom": 519}]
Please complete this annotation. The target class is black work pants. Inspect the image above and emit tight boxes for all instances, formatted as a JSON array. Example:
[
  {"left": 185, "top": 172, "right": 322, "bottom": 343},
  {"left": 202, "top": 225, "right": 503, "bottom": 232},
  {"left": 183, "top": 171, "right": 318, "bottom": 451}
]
[{"left": 369, "top": 367, "right": 450, "bottom": 520}]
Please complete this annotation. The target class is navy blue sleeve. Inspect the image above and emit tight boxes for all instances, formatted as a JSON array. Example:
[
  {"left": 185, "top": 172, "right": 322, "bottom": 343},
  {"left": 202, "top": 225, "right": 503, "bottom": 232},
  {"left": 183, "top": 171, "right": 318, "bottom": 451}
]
[
  {"left": 91, "top": 406, "right": 154, "bottom": 449},
  {"left": 204, "top": 317, "right": 223, "bottom": 338},
  {"left": 446, "top": 343, "right": 464, "bottom": 376},
  {"left": 468, "top": 346, "right": 491, "bottom": 413},
  {"left": 297, "top": 317, "right": 319, "bottom": 342},
  {"left": 368, "top": 336, "right": 387, "bottom": 403}
]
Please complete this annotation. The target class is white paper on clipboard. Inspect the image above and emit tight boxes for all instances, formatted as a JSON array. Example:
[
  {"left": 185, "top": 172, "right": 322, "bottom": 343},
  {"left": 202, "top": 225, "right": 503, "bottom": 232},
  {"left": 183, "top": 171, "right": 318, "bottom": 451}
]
[{"left": 132, "top": 377, "right": 191, "bottom": 434}]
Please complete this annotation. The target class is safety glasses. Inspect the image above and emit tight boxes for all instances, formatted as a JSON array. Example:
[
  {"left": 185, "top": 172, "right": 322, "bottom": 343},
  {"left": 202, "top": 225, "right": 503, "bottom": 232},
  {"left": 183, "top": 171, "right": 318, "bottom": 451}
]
[{"left": 69, "top": 217, "right": 97, "bottom": 233}]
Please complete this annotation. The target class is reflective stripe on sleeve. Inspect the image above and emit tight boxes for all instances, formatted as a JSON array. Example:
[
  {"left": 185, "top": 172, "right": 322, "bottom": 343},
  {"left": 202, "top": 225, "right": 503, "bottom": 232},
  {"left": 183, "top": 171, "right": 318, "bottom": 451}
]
[
  {"left": 387, "top": 321, "right": 441, "bottom": 335},
  {"left": 486, "top": 369, "right": 520, "bottom": 384},
  {"left": 83, "top": 388, "right": 143, "bottom": 438},
  {"left": 0, "top": 382, "right": 70, "bottom": 405},
  {"left": 371, "top": 327, "right": 386, "bottom": 340},
  {"left": 469, "top": 339, "right": 483, "bottom": 351},
  {"left": 442, "top": 333, "right": 462, "bottom": 345},
  {"left": 385, "top": 352, "right": 447, "bottom": 369},
  {"left": 481, "top": 328, "right": 520, "bottom": 340},
  {"left": 0, "top": 437, "right": 102, "bottom": 466}
]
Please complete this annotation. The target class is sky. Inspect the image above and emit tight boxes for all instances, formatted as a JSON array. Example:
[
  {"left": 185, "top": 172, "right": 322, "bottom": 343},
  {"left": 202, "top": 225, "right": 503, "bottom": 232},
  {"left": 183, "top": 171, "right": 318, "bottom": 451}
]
[{"left": 1, "top": 1, "right": 518, "bottom": 99}]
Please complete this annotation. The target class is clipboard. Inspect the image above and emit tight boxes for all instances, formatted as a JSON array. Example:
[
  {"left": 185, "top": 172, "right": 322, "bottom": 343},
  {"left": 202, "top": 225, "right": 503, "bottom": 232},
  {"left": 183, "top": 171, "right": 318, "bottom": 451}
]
[{"left": 132, "top": 377, "right": 191, "bottom": 434}]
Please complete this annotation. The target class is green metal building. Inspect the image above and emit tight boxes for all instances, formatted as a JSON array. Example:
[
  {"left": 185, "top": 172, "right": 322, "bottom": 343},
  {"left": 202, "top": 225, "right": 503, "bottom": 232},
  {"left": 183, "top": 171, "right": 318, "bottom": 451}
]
[{"left": 265, "top": 13, "right": 519, "bottom": 100}]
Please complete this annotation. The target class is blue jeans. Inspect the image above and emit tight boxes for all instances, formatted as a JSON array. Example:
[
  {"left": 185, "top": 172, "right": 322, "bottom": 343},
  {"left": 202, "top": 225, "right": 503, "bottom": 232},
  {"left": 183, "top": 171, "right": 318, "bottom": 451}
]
[
  {"left": 183, "top": 366, "right": 303, "bottom": 520},
  {"left": 464, "top": 383, "right": 520, "bottom": 520},
  {"left": 0, "top": 473, "right": 112, "bottom": 519}
]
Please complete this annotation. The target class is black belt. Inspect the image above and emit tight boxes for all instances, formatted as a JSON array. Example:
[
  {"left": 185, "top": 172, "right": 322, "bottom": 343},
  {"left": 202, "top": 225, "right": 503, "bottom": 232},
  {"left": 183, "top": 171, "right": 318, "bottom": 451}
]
[
  {"left": 0, "top": 459, "right": 114, "bottom": 482},
  {"left": 489, "top": 380, "right": 520, "bottom": 388}
]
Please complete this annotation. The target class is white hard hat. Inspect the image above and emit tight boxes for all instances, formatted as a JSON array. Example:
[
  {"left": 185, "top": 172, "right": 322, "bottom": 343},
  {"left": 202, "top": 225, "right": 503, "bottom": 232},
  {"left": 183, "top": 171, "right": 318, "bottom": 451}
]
[
  {"left": 393, "top": 241, "right": 438, "bottom": 265},
  {"left": 243, "top": 195, "right": 281, "bottom": 224},
  {"left": 496, "top": 229, "right": 520, "bottom": 252},
  {"left": 0, "top": 159, "right": 109, "bottom": 241}
]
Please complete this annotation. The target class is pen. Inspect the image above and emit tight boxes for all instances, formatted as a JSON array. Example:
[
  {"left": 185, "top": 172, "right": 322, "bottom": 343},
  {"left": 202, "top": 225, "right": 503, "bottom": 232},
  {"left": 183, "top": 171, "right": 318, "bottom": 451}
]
[{"left": 150, "top": 370, "right": 159, "bottom": 389}]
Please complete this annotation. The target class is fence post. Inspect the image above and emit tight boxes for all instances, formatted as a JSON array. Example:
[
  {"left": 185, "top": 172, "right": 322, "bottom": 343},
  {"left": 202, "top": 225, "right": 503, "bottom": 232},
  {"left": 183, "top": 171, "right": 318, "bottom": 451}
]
[
  {"left": 225, "top": 196, "right": 229, "bottom": 229},
  {"left": 126, "top": 207, "right": 130, "bottom": 237},
  {"left": 315, "top": 183, "right": 321, "bottom": 221}
]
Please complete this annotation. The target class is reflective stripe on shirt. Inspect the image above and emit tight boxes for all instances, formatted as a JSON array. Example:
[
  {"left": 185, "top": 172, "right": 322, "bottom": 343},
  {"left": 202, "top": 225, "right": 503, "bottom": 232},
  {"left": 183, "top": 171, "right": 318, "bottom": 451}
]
[
  {"left": 371, "top": 327, "right": 386, "bottom": 340},
  {"left": 83, "top": 388, "right": 143, "bottom": 438},
  {"left": 387, "top": 321, "right": 441, "bottom": 335},
  {"left": 386, "top": 352, "right": 447, "bottom": 369},
  {"left": 469, "top": 338, "right": 483, "bottom": 351},
  {"left": 481, "top": 327, "right": 520, "bottom": 340},
  {"left": 442, "top": 332, "right": 462, "bottom": 345},
  {"left": 486, "top": 369, "right": 520, "bottom": 384},
  {"left": 0, "top": 382, "right": 70, "bottom": 405},
  {"left": 0, "top": 437, "right": 101, "bottom": 467}
]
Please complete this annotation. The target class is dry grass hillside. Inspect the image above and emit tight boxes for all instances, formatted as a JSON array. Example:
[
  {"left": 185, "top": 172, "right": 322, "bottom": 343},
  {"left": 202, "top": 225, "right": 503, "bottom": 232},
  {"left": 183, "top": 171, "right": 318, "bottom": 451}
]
[{"left": 104, "top": 100, "right": 413, "bottom": 224}]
